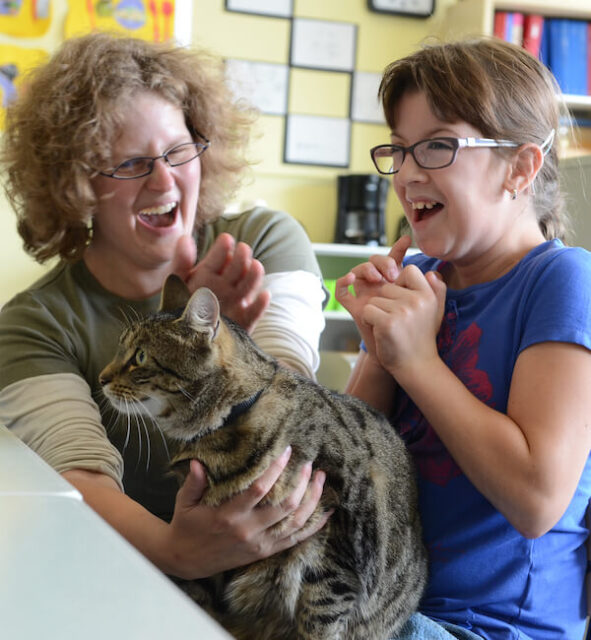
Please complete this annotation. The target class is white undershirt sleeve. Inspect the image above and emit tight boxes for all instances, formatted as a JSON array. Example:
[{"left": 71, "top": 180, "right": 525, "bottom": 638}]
[{"left": 251, "top": 271, "right": 325, "bottom": 379}]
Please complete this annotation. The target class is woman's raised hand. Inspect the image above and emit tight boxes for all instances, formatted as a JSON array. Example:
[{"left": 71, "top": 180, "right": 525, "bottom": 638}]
[{"left": 171, "top": 233, "right": 270, "bottom": 333}]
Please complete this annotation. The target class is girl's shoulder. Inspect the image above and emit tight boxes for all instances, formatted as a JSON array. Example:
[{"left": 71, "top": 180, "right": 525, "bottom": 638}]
[
  {"left": 520, "top": 239, "right": 591, "bottom": 283},
  {"left": 405, "top": 240, "right": 591, "bottom": 285}
]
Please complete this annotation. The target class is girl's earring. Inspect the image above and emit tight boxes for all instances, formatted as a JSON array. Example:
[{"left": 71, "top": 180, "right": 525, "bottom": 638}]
[{"left": 510, "top": 189, "right": 518, "bottom": 201}]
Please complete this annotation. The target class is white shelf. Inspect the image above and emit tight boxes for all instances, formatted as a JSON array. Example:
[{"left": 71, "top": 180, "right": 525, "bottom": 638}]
[
  {"left": 324, "top": 310, "right": 353, "bottom": 321},
  {"left": 312, "top": 242, "right": 391, "bottom": 258},
  {"left": 564, "top": 95, "right": 591, "bottom": 112}
]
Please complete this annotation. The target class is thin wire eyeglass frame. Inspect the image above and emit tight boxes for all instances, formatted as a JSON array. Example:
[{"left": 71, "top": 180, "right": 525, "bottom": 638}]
[{"left": 99, "top": 135, "right": 210, "bottom": 180}]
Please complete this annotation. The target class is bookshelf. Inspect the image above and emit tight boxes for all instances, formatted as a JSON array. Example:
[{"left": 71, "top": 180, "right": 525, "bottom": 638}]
[{"left": 438, "top": 0, "right": 591, "bottom": 116}]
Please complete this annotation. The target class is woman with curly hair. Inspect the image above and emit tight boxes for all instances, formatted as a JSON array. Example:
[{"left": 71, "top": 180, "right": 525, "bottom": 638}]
[{"left": 0, "top": 32, "right": 328, "bottom": 580}]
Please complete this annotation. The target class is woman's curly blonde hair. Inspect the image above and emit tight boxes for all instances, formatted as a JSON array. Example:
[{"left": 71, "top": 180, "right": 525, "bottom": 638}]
[{"left": 2, "top": 31, "right": 255, "bottom": 263}]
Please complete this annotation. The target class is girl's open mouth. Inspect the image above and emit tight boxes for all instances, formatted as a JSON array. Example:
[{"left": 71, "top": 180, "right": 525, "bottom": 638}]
[{"left": 412, "top": 200, "right": 443, "bottom": 222}]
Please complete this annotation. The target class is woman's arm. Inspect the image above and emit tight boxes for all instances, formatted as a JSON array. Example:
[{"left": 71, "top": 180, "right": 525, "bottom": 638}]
[
  {"left": 2, "top": 374, "right": 328, "bottom": 577},
  {"left": 250, "top": 271, "right": 325, "bottom": 378},
  {"left": 63, "top": 451, "right": 328, "bottom": 579}
]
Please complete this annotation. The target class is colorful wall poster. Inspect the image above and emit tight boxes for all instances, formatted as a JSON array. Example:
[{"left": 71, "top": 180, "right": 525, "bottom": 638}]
[
  {"left": 65, "top": 0, "right": 176, "bottom": 42},
  {"left": 0, "top": 44, "right": 47, "bottom": 127},
  {"left": 0, "top": 0, "right": 52, "bottom": 38}
]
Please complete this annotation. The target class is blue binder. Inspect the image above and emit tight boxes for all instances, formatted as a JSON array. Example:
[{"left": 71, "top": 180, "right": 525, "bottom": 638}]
[{"left": 547, "top": 19, "right": 588, "bottom": 96}]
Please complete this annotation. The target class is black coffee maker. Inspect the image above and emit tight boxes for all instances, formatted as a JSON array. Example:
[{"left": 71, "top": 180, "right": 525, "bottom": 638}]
[{"left": 334, "top": 174, "right": 388, "bottom": 246}]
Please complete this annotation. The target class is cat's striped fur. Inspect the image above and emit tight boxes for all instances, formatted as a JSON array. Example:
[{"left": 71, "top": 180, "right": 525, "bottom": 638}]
[{"left": 100, "top": 274, "right": 427, "bottom": 640}]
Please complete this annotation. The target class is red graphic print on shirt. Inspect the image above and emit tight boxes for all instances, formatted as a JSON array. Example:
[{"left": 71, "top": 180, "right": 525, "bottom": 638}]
[{"left": 395, "top": 317, "right": 493, "bottom": 487}]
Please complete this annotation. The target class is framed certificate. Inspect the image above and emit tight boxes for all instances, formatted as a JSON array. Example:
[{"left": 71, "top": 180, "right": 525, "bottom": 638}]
[
  {"left": 225, "top": 0, "right": 293, "bottom": 18},
  {"left": 290, "top": 18, "right": 357, "bottom": 72},
  {"left": 351, "top": 71, "right": 385, "bottom": 123},
  {"left": 284, "top": 114, "right": 350, "bottom": 167},
  {"left": 225, "top": 59, "right": 289, "bottom": 115}
]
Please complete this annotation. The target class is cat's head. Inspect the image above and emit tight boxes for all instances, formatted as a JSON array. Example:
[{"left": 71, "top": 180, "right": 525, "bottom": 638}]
[{"left": 99, "top": 275, "right": 227, "bottom": 438}]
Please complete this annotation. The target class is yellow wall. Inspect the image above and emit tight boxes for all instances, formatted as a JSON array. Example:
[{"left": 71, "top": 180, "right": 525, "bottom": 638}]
[{"left": 0, "top": 0, "right": 455, "bottom": 303}]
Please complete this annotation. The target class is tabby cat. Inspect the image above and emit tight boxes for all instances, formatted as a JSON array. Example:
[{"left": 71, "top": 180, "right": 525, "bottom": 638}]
[{"left": 100, "top": 274, "right": 427, "bottom": 640}]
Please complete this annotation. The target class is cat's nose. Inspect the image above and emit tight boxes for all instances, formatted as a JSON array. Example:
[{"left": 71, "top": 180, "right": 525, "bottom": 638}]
[{"left": 99, "top": 370, "right": 112, "bottom": 386}]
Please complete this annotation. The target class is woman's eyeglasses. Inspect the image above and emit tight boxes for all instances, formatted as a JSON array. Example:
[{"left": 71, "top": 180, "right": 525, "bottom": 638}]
[{"left": 100, "top": 135, "right": 210, "bottom": 180}]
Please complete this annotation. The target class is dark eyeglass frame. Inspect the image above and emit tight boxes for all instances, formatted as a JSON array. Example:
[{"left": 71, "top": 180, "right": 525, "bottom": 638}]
[
  {"left": 100, "top": 134, "right": 210, "bottom": 180},
  {"left": 370, "top": 136, "right": 520, "bottom": 175}
]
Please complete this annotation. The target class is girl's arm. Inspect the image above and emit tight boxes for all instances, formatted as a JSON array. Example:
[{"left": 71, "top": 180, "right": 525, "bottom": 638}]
[
  {"left": 363, "top": 264, "right": 591, "bottom": 538},
  {"left": 336, "top": 235, "right": 411, "bottom": 413},
  {"left": 344, "top": 349, "right": 397, "bottom": 417}
]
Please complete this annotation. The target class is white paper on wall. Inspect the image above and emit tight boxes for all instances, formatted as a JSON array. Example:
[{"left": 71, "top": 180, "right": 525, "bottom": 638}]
[
  {"left": 285, "top": 114, "right": 351, "bottom": 167},
  {"left": 225, "top": 59, "right": 289, "bottom": 115},
  {"left": 290, "top": 18, "right": 356, "bottom": 72},
  {"left": 351, "top": 71, "right": 385, "bottom": 124}
]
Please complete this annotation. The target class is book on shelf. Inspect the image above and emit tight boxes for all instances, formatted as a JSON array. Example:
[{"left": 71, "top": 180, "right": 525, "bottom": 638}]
[
  {"left": 522, "top": 14, "right": 544, "bottom": 58},
  {"left": 510, "top": 12, "right": 524, "bottom": 46},
  {"left": 493, "top": 11, "right": 523, "bottom": 45},
  {"left": 492, "top": 13, "right": 591, "bottom": 98},
  {"left": 588, "top": 22, "right": 591, "bottom": 95},
  {"left": 547, "top": 19, "right": 588, "bottom": 96}
]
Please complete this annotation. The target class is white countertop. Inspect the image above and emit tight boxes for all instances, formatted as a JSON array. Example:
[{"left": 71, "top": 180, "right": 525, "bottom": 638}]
[{"left": 0, "top": 425, "right": 232, "bottom": 640}]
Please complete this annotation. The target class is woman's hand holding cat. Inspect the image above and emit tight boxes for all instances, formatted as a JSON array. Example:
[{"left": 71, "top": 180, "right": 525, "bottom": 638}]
[
  {"left": 171, "top": 233, "right": 270, "bottom": 333},
  {"left": 166, "top": 447, "right": 329, "bottom": 579}
]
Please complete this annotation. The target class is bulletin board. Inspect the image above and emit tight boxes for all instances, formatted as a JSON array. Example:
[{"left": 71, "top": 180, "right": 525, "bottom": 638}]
[{"left": 223, "top": 4, "right": 386, "bottom": 169}]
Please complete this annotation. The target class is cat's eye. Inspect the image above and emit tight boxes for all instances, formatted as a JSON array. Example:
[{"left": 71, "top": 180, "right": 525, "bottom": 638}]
[{"left": 133, "top": 348, "right": 147, "bottom": 365}]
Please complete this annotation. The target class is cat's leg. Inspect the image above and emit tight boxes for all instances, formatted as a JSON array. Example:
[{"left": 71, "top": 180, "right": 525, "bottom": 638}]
[
  {"left": 224, "top": 556, "right": 302, "bottom": 640},
  {"left": 294, "top": 566, "right": 360, "bottom": 640}
]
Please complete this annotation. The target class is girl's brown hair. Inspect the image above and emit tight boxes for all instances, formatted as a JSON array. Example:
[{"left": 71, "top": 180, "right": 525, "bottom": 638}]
[
  {"left": 2, "top": 32, "right": 255, "bottom": 263},
  {"left": 379, "top": 37, "right": 568, "bottom": 241}
]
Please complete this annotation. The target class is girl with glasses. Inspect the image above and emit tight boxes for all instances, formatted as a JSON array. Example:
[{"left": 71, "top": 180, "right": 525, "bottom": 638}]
[
  {"left": 0, "top": 34, "right": 328, "bottom": 584},
  {"left": 337, "top": 37, "right": 591, "bottom": 639}
]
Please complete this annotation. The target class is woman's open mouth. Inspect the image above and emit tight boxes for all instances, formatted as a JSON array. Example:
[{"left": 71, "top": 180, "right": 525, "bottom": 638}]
[{"left": 138, "top": 201, "right": 178, "bottom": 228}]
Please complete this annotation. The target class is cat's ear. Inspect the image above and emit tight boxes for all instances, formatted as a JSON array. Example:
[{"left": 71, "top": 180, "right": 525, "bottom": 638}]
[
  {"left": 181, "top": 287, "right": 220, "bottom": 339},
  {"left": 160, "top": 274, "right": 191, "bottom": 312}
]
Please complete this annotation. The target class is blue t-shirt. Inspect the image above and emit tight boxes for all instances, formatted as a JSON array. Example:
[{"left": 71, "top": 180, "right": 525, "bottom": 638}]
[{"left": 396, "top": 240, "right": 591, "bottom": 639}]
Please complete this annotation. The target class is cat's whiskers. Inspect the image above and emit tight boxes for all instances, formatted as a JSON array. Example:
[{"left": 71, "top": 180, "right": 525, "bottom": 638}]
[
  {"left": 96, "top": 393, "right": 120, "bottom": 434},
  {"left": 123, "top": 398, "right": 132, "bottom": 454},
  {"left": 137, "top": 400, "right": 170, "bottom": 462},
  {"left": 118, "top": 305, "right": 139, "bottom": 329},
  {"left": 127, "top": 397, "right": 144, "bottom": 471},
  {"left": 176, "top": 383, "right": 195, "bottom": 401},
  {"left": 134, "top": 406, "right": 152, "bottom": 471}
]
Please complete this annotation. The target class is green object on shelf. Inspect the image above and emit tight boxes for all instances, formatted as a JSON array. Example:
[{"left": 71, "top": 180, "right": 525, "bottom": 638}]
[{"left": 323, "top": 279, "right": 347, "bottom": 312}]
